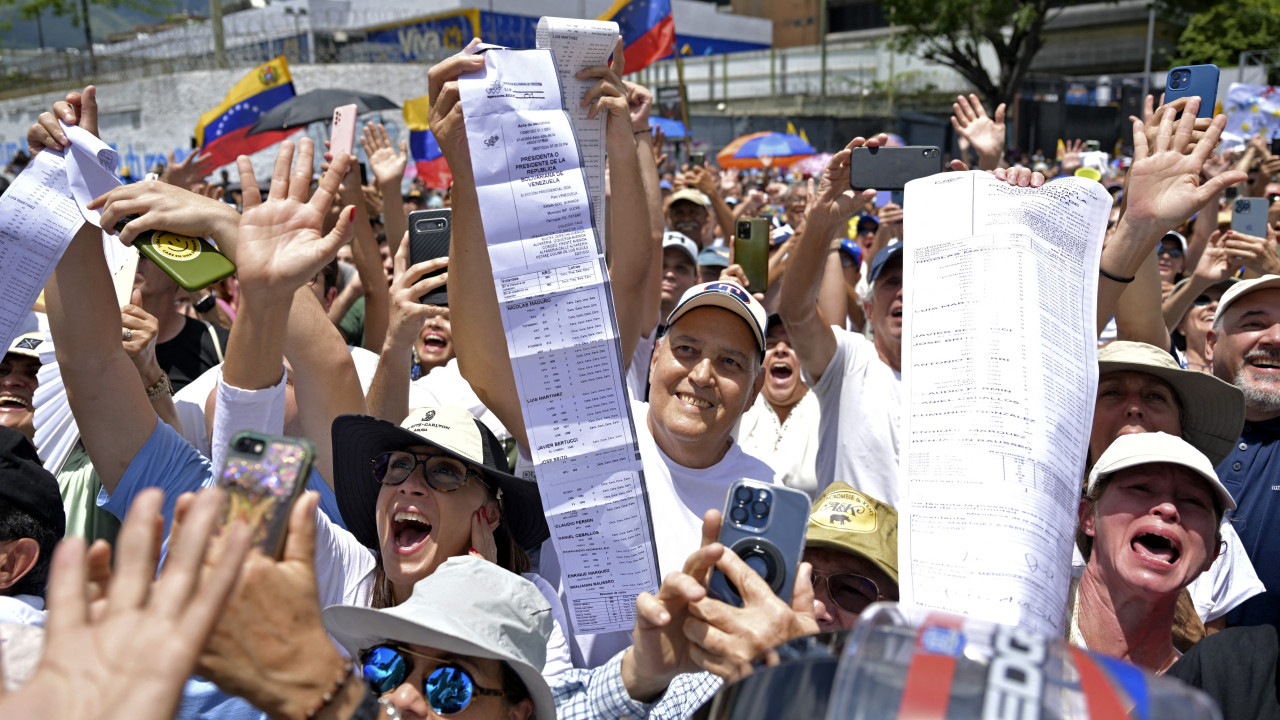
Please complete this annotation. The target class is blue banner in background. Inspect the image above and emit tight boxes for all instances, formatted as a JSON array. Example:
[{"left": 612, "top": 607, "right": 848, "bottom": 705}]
[{"left": 362, "top": 10, "right": 766, "bottom": 62}]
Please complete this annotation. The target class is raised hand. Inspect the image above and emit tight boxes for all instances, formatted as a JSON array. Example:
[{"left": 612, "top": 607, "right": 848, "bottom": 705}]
[
  {"left": 427, "top": 39, "right": 486, "bottom": 168},
  {"left": 360, "top": 121, "right": 409, "bottom": 187},
  {"left": 161, "top": 150, "right": 215, "bottom": 190},
  {"left": 234, "top": 138, "right": 355, "bottom": 301},
  {"left": 806, "top": 135, "right": 884, "bottom": 227},
  {"left": 1060, "top": 138, "right": 1087, "bottom": 175},
  {"left": 683, "top": 550, "right": 818, "bottom": 683},
  {"left": 89, "top": 180, "right": 241, "bottom": 249},
  {"left": 1132, "top": 95, "right": 1214, "bottom": 155},
  {"left": 624, "top": 79, "right": 654, "bottom": 134},
  {"left": 1223, "top": 228, "right": 1280, "bottom": 276},
  {"left": 578, "top": 36, "right": 631, "bottom": 132},
  {"left": 950, "top": 94, "right": 1005, "bottom": 169},
  {"left": 386, "top": 234, "right": 449, "bottom": 350},
  {"left": 0, "top": 488, "right": 250, "bottom": 720},
  {"left": 28, "top": 85, "right": 99, "bottom": 154},
  {"left": 1191, "top": 230, "right": 1242, "bottom": 283},
  {"left": 1123, "top": 100, "right": 1246, "bottom": 235}
]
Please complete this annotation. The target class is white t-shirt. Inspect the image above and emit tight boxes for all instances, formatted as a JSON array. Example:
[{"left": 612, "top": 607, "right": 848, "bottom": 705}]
[
  {"left": 802, "top": 326, "right": 901, "bottom": 507},
  {"left": 624, "top": 324, "right": 658, "bottom": 403},
  {"left": 408, "top": 358, "right": 511, "bottom": 442},
  {"left": 173, "top": 346, "right": 381, "bottom": 459},
  {"left": 1069, "top": 517, "right": 1264, "bottom": 624},
  {"left": 540, "top": 398, "right": 777, "bottom": 668},
  {"left": 738, "top": 392, "right": 822, "bottom": 499}
]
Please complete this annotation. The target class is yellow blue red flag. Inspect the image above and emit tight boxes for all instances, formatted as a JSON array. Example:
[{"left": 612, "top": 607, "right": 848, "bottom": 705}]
[
  {"left": 195, "top": 57, "right": 299, "bottom": 167},
  {"left": 403, "top": 95, "right": 452, "bottom": 190},
  {"left": 598, "top": 0, "right": 675, "bottom": 74}
]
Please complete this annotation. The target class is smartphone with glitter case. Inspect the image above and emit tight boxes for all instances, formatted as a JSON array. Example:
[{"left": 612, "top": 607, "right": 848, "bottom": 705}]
[{"left": 217, "top": 432, "right": 315, "bottom": 559}]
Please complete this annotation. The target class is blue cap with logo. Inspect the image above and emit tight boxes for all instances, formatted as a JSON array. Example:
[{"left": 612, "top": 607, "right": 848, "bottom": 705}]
[{"left": 868, "top": 241, "right": 904, "bottom": 285}]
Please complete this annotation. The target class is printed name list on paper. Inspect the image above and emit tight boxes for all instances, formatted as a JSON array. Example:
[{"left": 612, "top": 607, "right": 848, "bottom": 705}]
[
  {"left": 458, "top": 46, "right": 658, "bottom": 635},
  {"left": 898, "top": 171, "right": 1109, "bottom": 635}
]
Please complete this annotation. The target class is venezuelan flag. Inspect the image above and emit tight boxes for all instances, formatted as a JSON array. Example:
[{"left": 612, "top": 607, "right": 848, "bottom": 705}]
[
  {"left": 598, "top": 0, "right": 675, "bottom": 74},
  {"left": 195, "top": 57, "right": 300, "bottom": 168},
  {"left": 403, "top": 95, "right": 452, "bottom": 190}
]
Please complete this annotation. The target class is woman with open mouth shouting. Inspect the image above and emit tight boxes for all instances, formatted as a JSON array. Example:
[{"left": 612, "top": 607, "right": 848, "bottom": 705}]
[{"left": 1072, "top": 432, "right": 1233, "bottom": 673}]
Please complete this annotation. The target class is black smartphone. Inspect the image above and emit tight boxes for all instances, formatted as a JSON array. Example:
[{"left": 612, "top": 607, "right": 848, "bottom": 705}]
[
  {"left": 408, "top": 208, "right": 451, "bottom": 305},
  {"left": 735, "top": 218, "right": 769, "bottom": 293},
  {"left": 1165, "top": 64, "right": 1220, "bottom": 119},
  {"left": 708, "top": 480, "right": 810, "bottom": 607},
  {"left": 218, "top": 432, "right": 316, "bottom": 559},
  {"left": 1271, "top": 138, "right": 1280, "bottom": 157},
  {"left": 690, "top": 152, "right": 706, "bottom": 167},
  {"left": 358, "top": 162, "right": 370, "bottom": 187},
  {"left": 849, "top": 146, "right": 943, "bottom": 191}
]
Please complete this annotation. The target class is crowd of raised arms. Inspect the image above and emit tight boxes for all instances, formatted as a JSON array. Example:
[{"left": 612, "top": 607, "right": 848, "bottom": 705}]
[{"left": 4, "top": 36, "right": 1280, "bottom": 720}]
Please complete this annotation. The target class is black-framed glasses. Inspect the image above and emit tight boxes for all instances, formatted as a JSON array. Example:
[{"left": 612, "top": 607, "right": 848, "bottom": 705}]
[
  {"left": 812, "top": 571, "right": 885, "bottom": 615},
  {"left": 370, "top": 451, "right": 482, "bottom": 492},
  {"left": 360, "top": 645, "right": 505, "bottom": 715}
]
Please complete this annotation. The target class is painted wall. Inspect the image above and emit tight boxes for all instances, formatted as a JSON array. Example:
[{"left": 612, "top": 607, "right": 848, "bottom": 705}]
[{"left": 0, "top": 63, "right": 438, "bottom": 182}]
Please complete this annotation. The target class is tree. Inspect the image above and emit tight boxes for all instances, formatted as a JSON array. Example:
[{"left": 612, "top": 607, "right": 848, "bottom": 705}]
[
  {"left": 1176, "top": 0, "right": 1280, "bottom": 68},
  {"left": 0, "top": 0, "right": 172, "bottom": 70},
  {"left": 876, "top": 0, "right": 1055, "bottom": 111}
]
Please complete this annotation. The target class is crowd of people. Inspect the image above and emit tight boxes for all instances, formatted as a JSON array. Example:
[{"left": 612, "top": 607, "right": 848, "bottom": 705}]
[{"left": 2, "top": 36, "right": 1280, "bottom": 720}]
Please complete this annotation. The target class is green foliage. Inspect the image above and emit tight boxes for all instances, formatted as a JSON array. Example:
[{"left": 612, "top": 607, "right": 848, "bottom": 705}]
[
  {"left": 877, "top": 0, "right": 1054, "bottom": 109},
  {"left": 1175, "top": 0, "right": 1280, "bottom": 66}
]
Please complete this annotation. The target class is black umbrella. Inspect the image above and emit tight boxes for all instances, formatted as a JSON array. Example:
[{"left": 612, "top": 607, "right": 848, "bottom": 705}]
[{"left": 246, "top": 88, "right": 400, "bottom": 135}]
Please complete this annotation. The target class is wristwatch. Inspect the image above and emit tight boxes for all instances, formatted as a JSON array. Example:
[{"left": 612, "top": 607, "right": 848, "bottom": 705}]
[{"left": 194, "top": 291, "right": 217, "bottom": 314}]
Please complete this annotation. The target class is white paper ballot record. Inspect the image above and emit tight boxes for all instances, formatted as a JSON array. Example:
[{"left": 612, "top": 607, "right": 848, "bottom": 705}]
[
  {"left": 897, "top": 171, "right": 1110, "bottom": 635},
  {"left": 459, "top": 47, "right": 658, "bottom": 635},
  {"left": 535, "top": 17, "right": 619, "bottom": 243}
]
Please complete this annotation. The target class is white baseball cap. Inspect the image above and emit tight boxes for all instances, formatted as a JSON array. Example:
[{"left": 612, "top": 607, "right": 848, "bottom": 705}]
[
  {"left": 1087, "top": 432, "right": 1236, "bottom": 511},
  {"left": 663, "top": 281, "right": 767, "bottom": 355},
  {"left": 1214, "top": 274, "right": 1280, "bottom": 325},
  {"left": 662, "top": 230, "right": 699, "bottom": 265}
]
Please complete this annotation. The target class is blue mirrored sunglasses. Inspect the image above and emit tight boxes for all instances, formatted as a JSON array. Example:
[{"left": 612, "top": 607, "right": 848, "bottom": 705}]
[{"left": 360, "top": 645, "right": 505, "bottom": 715}]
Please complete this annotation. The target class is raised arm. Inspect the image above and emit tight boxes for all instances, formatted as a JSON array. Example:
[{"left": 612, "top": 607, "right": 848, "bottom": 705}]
[
  {"left": 429, "top": 45, "right": 531, "bottom": 448},
  {"left": 950, "top": 94, "right": 1006, "bottom": 172},
  {"left": 588, "top": 39, "right": 653, "bottom": 363},
  {"left": 1097, "top": 101, "right": 1244, "bottom": 333},
  {"left": 366, "top": 238, "right": 449, "bottom": 423},
  {"left": 333, "top": 161, "right": 389, "bottom": 352},
  {"left": 222, "top": 140, "right": 354, "bottom": 395},
  {"left": 625, "top": 80, "right": 666, "bottom": 341},
  {"left": 361, "top": 121, "right": 409, "bottom": 258},
  {"left": 37, "top": 87, "right": 157, "bottom": 491},
  {"left": 777, "top": 137, "right": 878, "bottom": 380}
]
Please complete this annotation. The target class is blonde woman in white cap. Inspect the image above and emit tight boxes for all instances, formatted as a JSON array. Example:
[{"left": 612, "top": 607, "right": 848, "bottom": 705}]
[{"left": 1072, "top": 432, "right": 1233, "bottom": 673}]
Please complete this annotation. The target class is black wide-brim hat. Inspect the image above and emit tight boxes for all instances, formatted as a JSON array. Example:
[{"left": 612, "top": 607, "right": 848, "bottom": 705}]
[{"left": 331, "top": 407, "right": 548, "bottom": 551}]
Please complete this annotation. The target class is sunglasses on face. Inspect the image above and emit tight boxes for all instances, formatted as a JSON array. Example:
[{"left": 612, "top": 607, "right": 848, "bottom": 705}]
[
  {"left": 360, "top": 645, "right": 506, "bottom": 716},
  {"left": 1193, "top": 294, "right": 1218, "bottom": 307},
  {"left": 1268, "top": 193, "right": 1280, "bottom": 205},
  {"left": 371, "top": 451, "right": 482, "bottom": 492},
  {"left": 812, "top": 571, "right": 885, "bottom": 615},
  {"left": 1158, "top": 245, "right": 1184, "bottom": 258}
]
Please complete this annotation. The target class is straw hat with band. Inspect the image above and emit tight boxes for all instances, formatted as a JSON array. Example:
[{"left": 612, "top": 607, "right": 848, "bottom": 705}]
[
  {"left": 1097, "top": 341, "right": 1243, "bottom": 466},
  {"left": 323, "top": 556, "right": 555, "bottom": 720},
  {"left": 331, "top": 407, "right": 548, "bottom": 551},
  {"left": 805, "top": 482, "right": 898, "bottom": 584}
]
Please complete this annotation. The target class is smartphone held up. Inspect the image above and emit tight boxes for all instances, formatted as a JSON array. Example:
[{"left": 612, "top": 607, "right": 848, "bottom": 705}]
[
  {"left": 708, "top": 480, "right": 810, "bottom": 607},
  {"left": 217, "top": 432, "right": 316, "bottom": 558}
]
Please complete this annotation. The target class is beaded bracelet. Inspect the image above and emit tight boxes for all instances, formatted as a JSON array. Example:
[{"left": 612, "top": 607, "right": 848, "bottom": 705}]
[{"left": 304, "top": 659, "right": 354, "bottom": 720}]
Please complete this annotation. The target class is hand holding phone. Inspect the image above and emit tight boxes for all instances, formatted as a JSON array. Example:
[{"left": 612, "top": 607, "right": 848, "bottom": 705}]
[
  {"left": 708, "top": 480, "right": 809, "bottom": 607},
  {"left": 734, "top": 219, "right": 769, "bottom": 293},
  {"left": 849, "top": 146, "right": 943, "bottom": 191},
  {"left": 408, "top": 209, "right": 452, "bottom": 305},
  {"left": 1164, "top": 65, "right": 1219, "bottom": 119},
  {"left": 1232, "top": 197, "right": 1268, "bottom": 237},
  {"left": 218, "top": 432, "right": 316, "bottom": 559},
  {"left": 329, "top": 103, "right": 359, "bottom": 158}
]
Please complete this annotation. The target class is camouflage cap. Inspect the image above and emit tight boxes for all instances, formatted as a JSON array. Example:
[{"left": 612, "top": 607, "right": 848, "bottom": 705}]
[{"left": 805, "top": 482, "right": 897, "bottom": 584}]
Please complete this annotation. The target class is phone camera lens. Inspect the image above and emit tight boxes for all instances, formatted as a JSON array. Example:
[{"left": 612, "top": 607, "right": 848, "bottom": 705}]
[
  {"left": 735, "top": 486, "right": 754, "bottom": 502},
  {"left": 730, "top": 506, "right": 749, "bottom": 524},
  {"left": 1237, "top": 200, "right": 1248, "bottom": 213},
  {"left": 752, "top": 500, "right": 769, "bottom": 517}
]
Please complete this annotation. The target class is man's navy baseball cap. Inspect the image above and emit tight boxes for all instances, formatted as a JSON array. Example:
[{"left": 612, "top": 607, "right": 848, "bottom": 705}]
[{"left": 868, "top": 241, "right": 904, "bottom": 285}]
